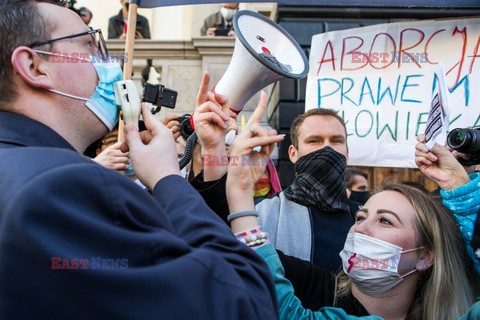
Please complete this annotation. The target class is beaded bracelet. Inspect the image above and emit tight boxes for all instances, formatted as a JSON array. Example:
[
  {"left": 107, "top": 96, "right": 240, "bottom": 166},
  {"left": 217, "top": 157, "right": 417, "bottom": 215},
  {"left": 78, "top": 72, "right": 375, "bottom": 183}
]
[
  {"left": 235, "top": 226, "right": 268, "bottom": 248},
  {"left": 227, "top": 210, "right": 258, "bottom": 223}
]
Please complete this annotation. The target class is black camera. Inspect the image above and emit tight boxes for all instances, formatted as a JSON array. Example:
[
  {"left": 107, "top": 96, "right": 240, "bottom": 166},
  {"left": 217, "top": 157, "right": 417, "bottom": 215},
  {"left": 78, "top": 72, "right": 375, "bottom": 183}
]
[
  {"left": 67, "top": 0, "right": 81, "bottom": 15},
  {"left": 447, "top": 127, "right": 480, "bottom": 165},
  {"left": 214, "top": 28, "right": 231, "bottom": 36},
  {"left": 142, "top": 83, "right": 178, "bottom": 113},
  {"left": 177, "top": 114, "right": 194, "bottom": 140}
]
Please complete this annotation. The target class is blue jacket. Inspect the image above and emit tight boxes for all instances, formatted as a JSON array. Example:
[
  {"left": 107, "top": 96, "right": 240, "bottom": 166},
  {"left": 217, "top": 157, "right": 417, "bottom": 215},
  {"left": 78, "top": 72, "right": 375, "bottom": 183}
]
[
  {"left": 440, "top": 172, "right": 480, "bottom": 274},
  {"left": 0, "top": 112, "right": 278, "bottom": 320}
]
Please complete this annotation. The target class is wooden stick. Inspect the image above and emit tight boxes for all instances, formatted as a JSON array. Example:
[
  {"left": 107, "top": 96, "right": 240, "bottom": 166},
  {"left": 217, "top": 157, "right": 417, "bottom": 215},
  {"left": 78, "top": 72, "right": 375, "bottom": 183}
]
[{"left": 118, "top": 1, "right": 139, "bottom": 143}]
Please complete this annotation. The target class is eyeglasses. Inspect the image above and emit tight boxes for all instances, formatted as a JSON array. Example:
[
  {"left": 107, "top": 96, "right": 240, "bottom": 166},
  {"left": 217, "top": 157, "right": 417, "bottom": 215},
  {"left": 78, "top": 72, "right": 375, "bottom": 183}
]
[{"left": 28, "top": 29, "right": 108, "bottom": 61}]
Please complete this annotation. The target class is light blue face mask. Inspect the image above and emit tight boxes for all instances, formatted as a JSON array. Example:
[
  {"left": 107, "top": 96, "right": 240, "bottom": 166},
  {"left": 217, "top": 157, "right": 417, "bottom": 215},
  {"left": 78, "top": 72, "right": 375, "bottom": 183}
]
[{"left": 34, "top": 50, "right": 123, "bottom": 130}]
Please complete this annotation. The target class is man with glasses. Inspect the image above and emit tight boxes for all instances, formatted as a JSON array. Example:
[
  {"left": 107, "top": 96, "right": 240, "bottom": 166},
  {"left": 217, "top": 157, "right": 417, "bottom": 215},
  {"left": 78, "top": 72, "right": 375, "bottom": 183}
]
[{"left": 0, "top": 1, "right": 278, "bottom": 319}]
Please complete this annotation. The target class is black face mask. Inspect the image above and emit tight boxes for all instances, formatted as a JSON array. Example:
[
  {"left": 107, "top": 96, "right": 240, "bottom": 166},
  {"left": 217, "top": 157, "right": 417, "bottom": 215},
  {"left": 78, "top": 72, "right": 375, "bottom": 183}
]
[
  {"left": 284, "top": 146, "right": 349, "bottom": 212},
  {"left": 125, "top": 2, "right": 129, "bottom": 11},
  {"left": 349, "top": 190, "right": 370, "bottom": 205}
]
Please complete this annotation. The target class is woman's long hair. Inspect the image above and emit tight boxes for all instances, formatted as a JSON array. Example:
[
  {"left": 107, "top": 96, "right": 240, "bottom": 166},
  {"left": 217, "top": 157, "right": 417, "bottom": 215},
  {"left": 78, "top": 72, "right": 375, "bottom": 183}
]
[{"left": 335, "top": 181, "right": 475, "bottom": 320}]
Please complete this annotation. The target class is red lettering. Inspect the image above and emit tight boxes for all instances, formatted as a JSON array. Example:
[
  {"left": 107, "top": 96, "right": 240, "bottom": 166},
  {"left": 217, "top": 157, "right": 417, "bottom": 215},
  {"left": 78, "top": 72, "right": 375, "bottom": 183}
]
[
  {"left": 211, "top": 156, "right": 220, "bottom": 166},
  {"left": 70, "top": 258, "right": 79, "bottom": 270},
  {"left": 201, "top": 154, "right": 211, "bottom": 166},
  {"left": 341, "top": 36, "right": 368, "bottom": 71},
  {"left": 220, "top": 155, "right": 229, "bottom": 166},
  {"left": 51, "top": 51, "right": 62, "bottom": 63},
  {"left": 369, "top": 33, "right": 396, "bottom": 70},
  {"left": 379, "top": 53, "right": 389, "bottom": 63},
  {"left": 468, "top": 35, "right": 480, "bottom": 73},
  {"left": 61, "top": 258, "right": 71, "bottom": 270},
  {"left": 60, "top": 53, "right": 71, "bottom": 64},
  {"left": 398, "top": 28, "right": 425, "bottom": 69},
  {"left": 79, "top": 259, "right": 89, "bottom": 270},
  {"left": 361, "top": 258, "right": 370, "bottom": 269},
  {"left": 351, "top": 257, "right": 361, "bottom": 269},
  {"left": 80, "top": 52, "right": 90, "bottom": 63},
  {"left": 351, "top": 52, "right": 361, "bottom": 63},
  {"left": 447, "top": 26, "right": 467, "bottom": 88},
  {"left": 424, "top": 29, "right": 445, "bottom": 65},
  {"left": 316, "top": 40, "right": 336, "bottom": 75},
  {"left": 51, "top": 257, "right": 61, "bottom": 269},
  {"left": 70, "top": 52, "right": 79, "bottom": 63}
]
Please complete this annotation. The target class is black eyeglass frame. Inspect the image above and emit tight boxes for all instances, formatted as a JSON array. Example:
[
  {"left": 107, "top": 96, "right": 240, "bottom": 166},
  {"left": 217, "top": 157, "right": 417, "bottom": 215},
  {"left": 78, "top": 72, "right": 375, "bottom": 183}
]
[{"left": 27, "top": 29, "right": 108, "bottom": 61}]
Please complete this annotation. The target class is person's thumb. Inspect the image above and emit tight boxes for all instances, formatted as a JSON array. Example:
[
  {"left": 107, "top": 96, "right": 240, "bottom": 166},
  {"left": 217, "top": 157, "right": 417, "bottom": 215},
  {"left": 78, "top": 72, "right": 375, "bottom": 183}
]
[{"left": 124, "top": 125, "right": 143, "bottom": 153}]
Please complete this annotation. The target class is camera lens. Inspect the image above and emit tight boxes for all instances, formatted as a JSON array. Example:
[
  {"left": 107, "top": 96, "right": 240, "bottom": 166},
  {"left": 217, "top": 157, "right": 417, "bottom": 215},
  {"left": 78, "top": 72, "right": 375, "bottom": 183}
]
[
  {"left": 179, "top": 115, "right": 194, "bottom": 139},
  {"left": 447, "top": 129, "right": 468, "bottom": 149},
  {"left": 447, "top": 128, "right": 480, "bottom": 155}
]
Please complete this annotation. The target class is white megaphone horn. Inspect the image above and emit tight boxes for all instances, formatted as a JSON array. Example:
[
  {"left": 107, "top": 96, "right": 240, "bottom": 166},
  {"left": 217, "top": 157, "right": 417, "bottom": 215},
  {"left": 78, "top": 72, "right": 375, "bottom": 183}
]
[
  {"left": 213, "top": 10, "right": 309, "bottom": 116},
  {"left": 180, "top": 10, "right": 309, "bottom": 168}
]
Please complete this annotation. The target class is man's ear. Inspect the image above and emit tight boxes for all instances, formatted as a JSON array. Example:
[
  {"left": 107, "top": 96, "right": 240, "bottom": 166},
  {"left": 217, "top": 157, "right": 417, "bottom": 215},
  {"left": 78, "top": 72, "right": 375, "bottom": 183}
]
[
  {"left": 11, "top": 46, "right": 54, "bottom": 90},
  {"left": 416, "top": 248, "right": 434, "bottom": 272},
  {"left": 288, "top": 144, "right": 298, "bottom": 164}
]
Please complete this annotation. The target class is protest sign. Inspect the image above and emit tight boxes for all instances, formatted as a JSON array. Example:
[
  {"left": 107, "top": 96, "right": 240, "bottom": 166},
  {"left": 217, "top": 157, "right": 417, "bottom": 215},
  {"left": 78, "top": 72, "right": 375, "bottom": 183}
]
[{"left": 306, "top": 18, "right": 480, "bottom": 167}]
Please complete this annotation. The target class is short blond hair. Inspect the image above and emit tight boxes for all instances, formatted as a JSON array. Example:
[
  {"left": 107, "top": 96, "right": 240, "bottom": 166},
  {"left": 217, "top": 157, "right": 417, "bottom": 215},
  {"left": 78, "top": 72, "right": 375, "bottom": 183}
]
[{"left": 290, "top": 109, "right": 347, "bottom": 148}]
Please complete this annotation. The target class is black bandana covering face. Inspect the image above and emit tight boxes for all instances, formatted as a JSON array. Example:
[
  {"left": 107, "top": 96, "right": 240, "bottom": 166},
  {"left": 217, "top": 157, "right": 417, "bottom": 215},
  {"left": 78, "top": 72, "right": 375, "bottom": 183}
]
[
  {"left": 284, "top": 146, "right": 349, "bottom": 212},
  {"left": 349, "top": 190, "right": 370, "bottom": 206}
]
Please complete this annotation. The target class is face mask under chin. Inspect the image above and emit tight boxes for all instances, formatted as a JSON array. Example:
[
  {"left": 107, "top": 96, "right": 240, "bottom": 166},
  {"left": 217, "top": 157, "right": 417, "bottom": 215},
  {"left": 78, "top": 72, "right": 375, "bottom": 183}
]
[{"left": 34, "top": 50, "right": 123, "bottom": 130}]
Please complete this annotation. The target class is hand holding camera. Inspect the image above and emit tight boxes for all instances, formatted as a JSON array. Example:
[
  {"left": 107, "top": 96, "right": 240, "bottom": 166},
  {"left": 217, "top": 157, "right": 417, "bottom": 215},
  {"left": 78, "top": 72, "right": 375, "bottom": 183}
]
[
  {"left": 163, "top": 114, "right": 194, "bottom": 141},
  {"left": 447, "top": 127, "right": 480, "bottom": 166}
]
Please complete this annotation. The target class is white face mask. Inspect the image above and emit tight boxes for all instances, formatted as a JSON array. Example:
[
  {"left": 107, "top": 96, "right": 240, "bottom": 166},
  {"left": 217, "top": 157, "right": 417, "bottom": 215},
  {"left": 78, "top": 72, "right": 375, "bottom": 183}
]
[
  {"left": 339, "top": 233, "right": 424, "bottom": 295},
  {"left": 220, "top": 6, "right": 237, "bottom": 21}
]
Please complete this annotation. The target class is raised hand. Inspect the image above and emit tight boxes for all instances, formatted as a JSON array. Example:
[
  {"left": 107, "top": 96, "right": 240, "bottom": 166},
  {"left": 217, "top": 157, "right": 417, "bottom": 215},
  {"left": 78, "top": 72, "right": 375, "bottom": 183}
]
[
  {"left": 415, "top": 134, "right": 470, "bottom": 190},
  {"left": 193, "top": 71, "right": 230, "bottom": 181},
  {"left": 226, "top": 91, "right": 284, "bottom": 213},
  {"left": 193, "top": 71, "right": 230, "bottom": 151}
]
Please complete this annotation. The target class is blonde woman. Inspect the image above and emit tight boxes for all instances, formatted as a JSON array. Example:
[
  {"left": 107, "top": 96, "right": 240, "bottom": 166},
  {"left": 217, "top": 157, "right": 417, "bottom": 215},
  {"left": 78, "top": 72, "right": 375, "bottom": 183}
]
[{"left": 225, "top": 124, "right": 475, "bottom": 320}]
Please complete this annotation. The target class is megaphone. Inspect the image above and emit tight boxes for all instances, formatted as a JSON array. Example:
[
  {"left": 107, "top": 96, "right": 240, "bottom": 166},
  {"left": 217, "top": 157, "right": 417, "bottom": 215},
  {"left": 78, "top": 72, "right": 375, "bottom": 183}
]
[
  {"left": 182, "top": 10, "right": 309, "bottom": 169},
  {"left": 213, "top": 10, "right": 309, "bottom": 114}
]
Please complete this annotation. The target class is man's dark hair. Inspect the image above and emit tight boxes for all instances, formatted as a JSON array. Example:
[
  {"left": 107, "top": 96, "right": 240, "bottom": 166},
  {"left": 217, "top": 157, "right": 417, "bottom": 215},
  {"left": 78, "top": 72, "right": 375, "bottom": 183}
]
[
  {"left": 0, "top": 0, "right": 66, "bottom": 109},
  {"left": 79, "top": 6, "right": 92, "bottom": 19},
  {"left": 290, "top": 108, "right": 347, "bottom": 148},
  {"left": 346, "top": 167, "right": 368, "bottom": 189}
]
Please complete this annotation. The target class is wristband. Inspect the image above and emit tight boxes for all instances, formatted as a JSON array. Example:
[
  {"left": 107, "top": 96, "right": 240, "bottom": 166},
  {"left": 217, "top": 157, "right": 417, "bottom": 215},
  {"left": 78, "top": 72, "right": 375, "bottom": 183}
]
[{"left": 227, "top": 210, "right": 258, "bottom": 222}]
